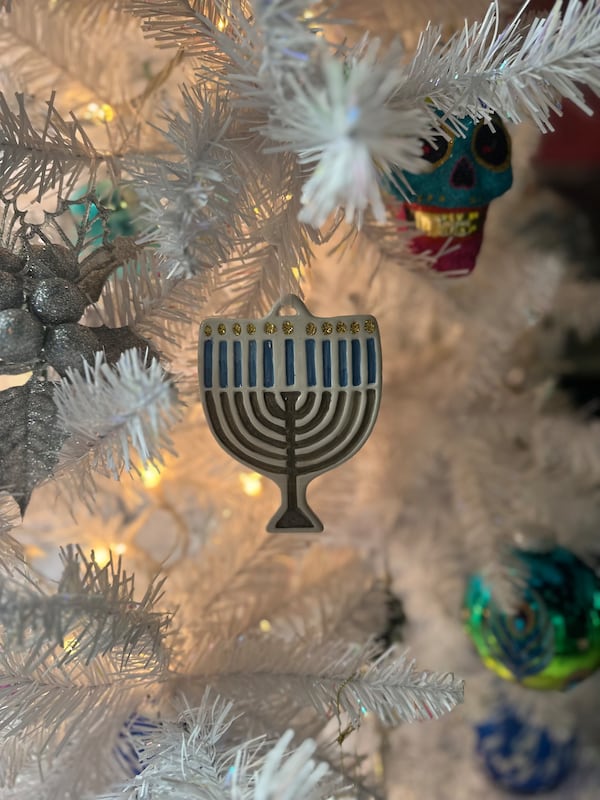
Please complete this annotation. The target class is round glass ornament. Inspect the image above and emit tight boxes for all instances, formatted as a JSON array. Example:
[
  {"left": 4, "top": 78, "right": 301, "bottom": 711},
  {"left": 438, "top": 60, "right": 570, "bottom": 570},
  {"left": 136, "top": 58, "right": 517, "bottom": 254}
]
[
  {"left": 464, "top": 546, "right": 600, "bottom": 690},
  {"left": 475, "top": 703, "right": 576, "bottom": 794}
]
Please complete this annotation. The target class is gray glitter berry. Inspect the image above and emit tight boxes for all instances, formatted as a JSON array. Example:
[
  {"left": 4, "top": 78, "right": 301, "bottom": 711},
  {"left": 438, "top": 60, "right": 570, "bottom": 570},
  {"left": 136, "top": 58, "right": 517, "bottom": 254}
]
[
  {"left": 29, "top": 278, "right": 88, "bottom": 325},
  {"left": 0, "top": 247, "right": 25, "bottom": 274},
  {"left": 0, "top": 308, "right": 44, "bottom": 365},
  {"left": 0, "top": 272, "right": 23, "bottom": 310},
  {"left": 26, "top": 244, "right": 79, "bottom": 281},
  {"left": 43, "top": 323, "right": 99, "bottom": 375}
]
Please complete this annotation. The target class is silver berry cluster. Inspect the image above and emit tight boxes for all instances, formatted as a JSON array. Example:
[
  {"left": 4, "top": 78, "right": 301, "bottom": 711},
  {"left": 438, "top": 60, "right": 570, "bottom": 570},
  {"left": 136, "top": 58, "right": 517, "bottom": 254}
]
[{"left": 0, "top": 244, "right": 152, "bottom": 376}]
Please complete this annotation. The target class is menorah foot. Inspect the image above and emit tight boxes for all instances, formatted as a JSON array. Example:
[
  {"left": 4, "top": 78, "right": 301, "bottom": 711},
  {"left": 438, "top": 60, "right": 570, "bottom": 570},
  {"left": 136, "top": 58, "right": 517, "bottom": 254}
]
[{"left": 267, "top": 504, "right": 323, "bottom": 533}]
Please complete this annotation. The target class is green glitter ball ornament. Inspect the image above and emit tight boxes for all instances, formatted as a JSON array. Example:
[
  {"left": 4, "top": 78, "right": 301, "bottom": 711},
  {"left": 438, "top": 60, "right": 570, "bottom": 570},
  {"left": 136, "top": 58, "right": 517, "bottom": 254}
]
[{"left": 464, "top": 546, "right": 600, "bottom": 691}]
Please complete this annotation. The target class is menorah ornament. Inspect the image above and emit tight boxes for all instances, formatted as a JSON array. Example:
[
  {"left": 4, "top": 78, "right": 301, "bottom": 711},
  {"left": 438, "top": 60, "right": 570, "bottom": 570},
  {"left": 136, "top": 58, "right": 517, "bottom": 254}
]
[{"left": 198, "top": 295, "right": 382, "bottom": 532}]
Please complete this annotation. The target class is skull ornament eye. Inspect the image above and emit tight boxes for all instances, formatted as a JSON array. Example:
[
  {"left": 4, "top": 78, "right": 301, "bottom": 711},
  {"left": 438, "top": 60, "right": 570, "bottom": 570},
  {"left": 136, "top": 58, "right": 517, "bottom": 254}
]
[
  {"left": 472, "top": 116, "right": 511, "bottom": 171},
  {"left": 421, "top": 133, "right": 453, "bottom": 167}
]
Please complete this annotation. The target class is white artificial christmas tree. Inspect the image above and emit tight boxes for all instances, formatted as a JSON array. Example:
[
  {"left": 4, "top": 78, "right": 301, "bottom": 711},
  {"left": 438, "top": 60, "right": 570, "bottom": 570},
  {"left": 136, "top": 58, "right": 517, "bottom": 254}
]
[{"left": 0, "top": 0, "right": 599, "bottom": 797}]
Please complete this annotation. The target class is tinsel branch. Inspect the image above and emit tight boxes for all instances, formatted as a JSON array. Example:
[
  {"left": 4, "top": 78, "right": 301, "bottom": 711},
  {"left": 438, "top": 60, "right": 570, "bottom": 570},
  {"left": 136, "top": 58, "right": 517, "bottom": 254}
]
[
  {"left": 403, "top": 0, "right": 600, "bottom": 131},
  {"left": 131, "top": 85, "right": 249, "bottom": 278},
  {"left": 0, "top": 545, "right": 171, "bottom": 668},
  {"left": 0, "top": 91, "right": 115, "bottom": 199},
  {"left": 195, "top": 641, "right": 463, "bottom": 729},
  {"left": 54, "top": 349, "right": 182, "bottom": 479},
  {"left": 103, "top": 692, "right": 337, "bottom": 800},
  {"left": 316, "top": 646, "right": 465, "bottom": 726},
  {"left": 129, "top": 0, "right": 600, "bottom": 229},
  {"left": 0, "top": 649, "right": 156, "bottom": 774},
  {"left": 0, "top": 500, "right": 24, "bottom": 573},
  {"left": 93, "top": 255, "right": 202, "bottom": 346},
  {"left": 232, "top": 729, "right": 334, "bottom": 800}
]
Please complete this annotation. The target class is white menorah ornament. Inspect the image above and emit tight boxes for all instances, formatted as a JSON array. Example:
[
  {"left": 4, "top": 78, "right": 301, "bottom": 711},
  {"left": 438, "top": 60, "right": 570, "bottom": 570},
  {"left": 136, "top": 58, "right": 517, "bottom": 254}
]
[{"left": 198, "top": 295, "right": 382, "bottom": 532}]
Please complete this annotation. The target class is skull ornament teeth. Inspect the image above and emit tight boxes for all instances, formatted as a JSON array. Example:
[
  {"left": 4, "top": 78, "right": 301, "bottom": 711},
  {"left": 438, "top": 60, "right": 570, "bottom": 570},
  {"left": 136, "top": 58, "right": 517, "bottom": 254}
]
[{"left": 387, "top": 113, "right": 513, "bottom": 276}]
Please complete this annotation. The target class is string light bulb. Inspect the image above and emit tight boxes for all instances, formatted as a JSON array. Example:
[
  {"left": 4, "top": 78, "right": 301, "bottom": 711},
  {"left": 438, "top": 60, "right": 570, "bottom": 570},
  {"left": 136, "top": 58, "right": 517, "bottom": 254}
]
[
  {"left": 239, "top": 471, "right": 263, "bottom": 497},
  {"left": 63, "top": 634, "right": 79, "bottom": 653},
  {"left": 84, "top": 102, "right": 115, "bottom": 123},
  {"left": 91, "top": 547, "right": 111, "bottom": 568},
  {"left": 140, "top": 463, "right": 162, "bottom": 489}
]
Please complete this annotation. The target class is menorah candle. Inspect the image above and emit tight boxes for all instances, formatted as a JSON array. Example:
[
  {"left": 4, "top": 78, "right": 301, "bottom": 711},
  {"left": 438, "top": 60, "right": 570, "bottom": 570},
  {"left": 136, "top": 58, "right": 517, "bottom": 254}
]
[{"left": 198, "top": 295, "right": 382, "bottom": 533}]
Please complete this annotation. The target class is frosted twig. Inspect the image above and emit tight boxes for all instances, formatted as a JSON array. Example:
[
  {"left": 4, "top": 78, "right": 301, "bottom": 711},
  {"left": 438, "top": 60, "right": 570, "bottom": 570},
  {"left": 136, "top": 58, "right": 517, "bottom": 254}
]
[
  {"left": 0, "top": 544, "right": 171, "bottom": 668},
  {"left": 54, "top": 349, "right": 183, "bottom": 479}
]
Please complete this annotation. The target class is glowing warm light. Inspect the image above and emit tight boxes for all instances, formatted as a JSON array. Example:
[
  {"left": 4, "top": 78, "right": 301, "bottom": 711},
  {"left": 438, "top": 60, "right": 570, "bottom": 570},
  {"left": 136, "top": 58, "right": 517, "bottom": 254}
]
[
  {"left": 239, "top": 471, "right": 263, "bottom": 497},
  {"left": 216, "top": 17, "right": 228, "bottom": 31},
  {"left": 291, "top": 264, "right": 309, "bottom": 284},
  {"left": 140, "top": 463, "right": 162, "bottom": 489},
  {"left": 63, "top": 634, "right": 79, "bottom": 653},
  {"left": 24, "top": 544, "right": 45, "bottom": 560},
  {"left": 303, "top": 9, "right": 315, "bottom": 18},
  {"left": 92, "top": 547, "right": 111, "bottom": 568},
  {"left": 112, "top": 543, "right": 127, "bottom": 556},
  {"left": 84, "top": 102, "right": 115, "bottom": 123},
  {"left": 259, "top": 619, "right": 272, "bottom": 633}
]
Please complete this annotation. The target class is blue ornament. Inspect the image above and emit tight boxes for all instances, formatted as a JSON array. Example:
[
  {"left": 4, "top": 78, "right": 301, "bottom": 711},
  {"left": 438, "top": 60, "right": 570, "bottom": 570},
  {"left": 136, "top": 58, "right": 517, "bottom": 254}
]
[
  {"left": 115, "top": 715, "right": 158, "bottom": 776},
  {"left": 475, "top": 705, "right": 576, "bottom": 794}
]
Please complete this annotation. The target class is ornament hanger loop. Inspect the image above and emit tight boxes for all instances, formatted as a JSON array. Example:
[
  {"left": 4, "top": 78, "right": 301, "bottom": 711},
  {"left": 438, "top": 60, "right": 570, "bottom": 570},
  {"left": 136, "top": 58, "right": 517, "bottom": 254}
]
[{"left": 270, "top": 294, "right": 309, "bottom": 318}]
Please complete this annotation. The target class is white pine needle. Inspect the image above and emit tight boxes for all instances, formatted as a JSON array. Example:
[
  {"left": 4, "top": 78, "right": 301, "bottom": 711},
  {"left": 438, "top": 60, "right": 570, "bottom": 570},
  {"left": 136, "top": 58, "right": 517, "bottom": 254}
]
[
  {"left": 130, "top": 86, "right": 247, "bottom": 279},
  {"left": 0, "top": 545, "right": 171, "bottom": 668},
  {"left": 0, "top": 90, "right": 113, "bottom": 199},
  {"left": 103, "top": 693, "right": 335, "bottom": 800},
  {"left": 54, "top": 349, "right": 182, "bottom": 478},
  {"left": 403, "top": 0, "right": 600, "bottom": 131},
  {"left": 232, "top": 730, "right": 333, "bottom": 800},
  {"left": 266, "top": 38, "right": 428, "bottom": 228}
]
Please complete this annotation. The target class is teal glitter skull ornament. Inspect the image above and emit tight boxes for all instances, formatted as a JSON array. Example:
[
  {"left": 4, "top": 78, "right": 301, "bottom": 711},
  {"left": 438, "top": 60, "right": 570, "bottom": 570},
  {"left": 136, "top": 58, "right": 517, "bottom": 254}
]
[{"left": 386, "top": 112, "right": 513, "bottom": 276}]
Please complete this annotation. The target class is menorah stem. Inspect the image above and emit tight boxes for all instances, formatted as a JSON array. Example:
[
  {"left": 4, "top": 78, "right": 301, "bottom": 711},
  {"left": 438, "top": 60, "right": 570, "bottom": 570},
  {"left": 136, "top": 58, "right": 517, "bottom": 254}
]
[
  {"left": 267, "top": 392, "right": 323, "bottom": 533},
  {"left": 267, "top": 477, "right": 323, "bottom": 533}
]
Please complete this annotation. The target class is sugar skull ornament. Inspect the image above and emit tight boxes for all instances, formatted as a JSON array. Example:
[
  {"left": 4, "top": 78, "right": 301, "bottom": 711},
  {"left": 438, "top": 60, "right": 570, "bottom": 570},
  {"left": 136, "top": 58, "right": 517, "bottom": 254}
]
[{"left": 387, "top": 113, "right": 513, "bottom": 276}]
